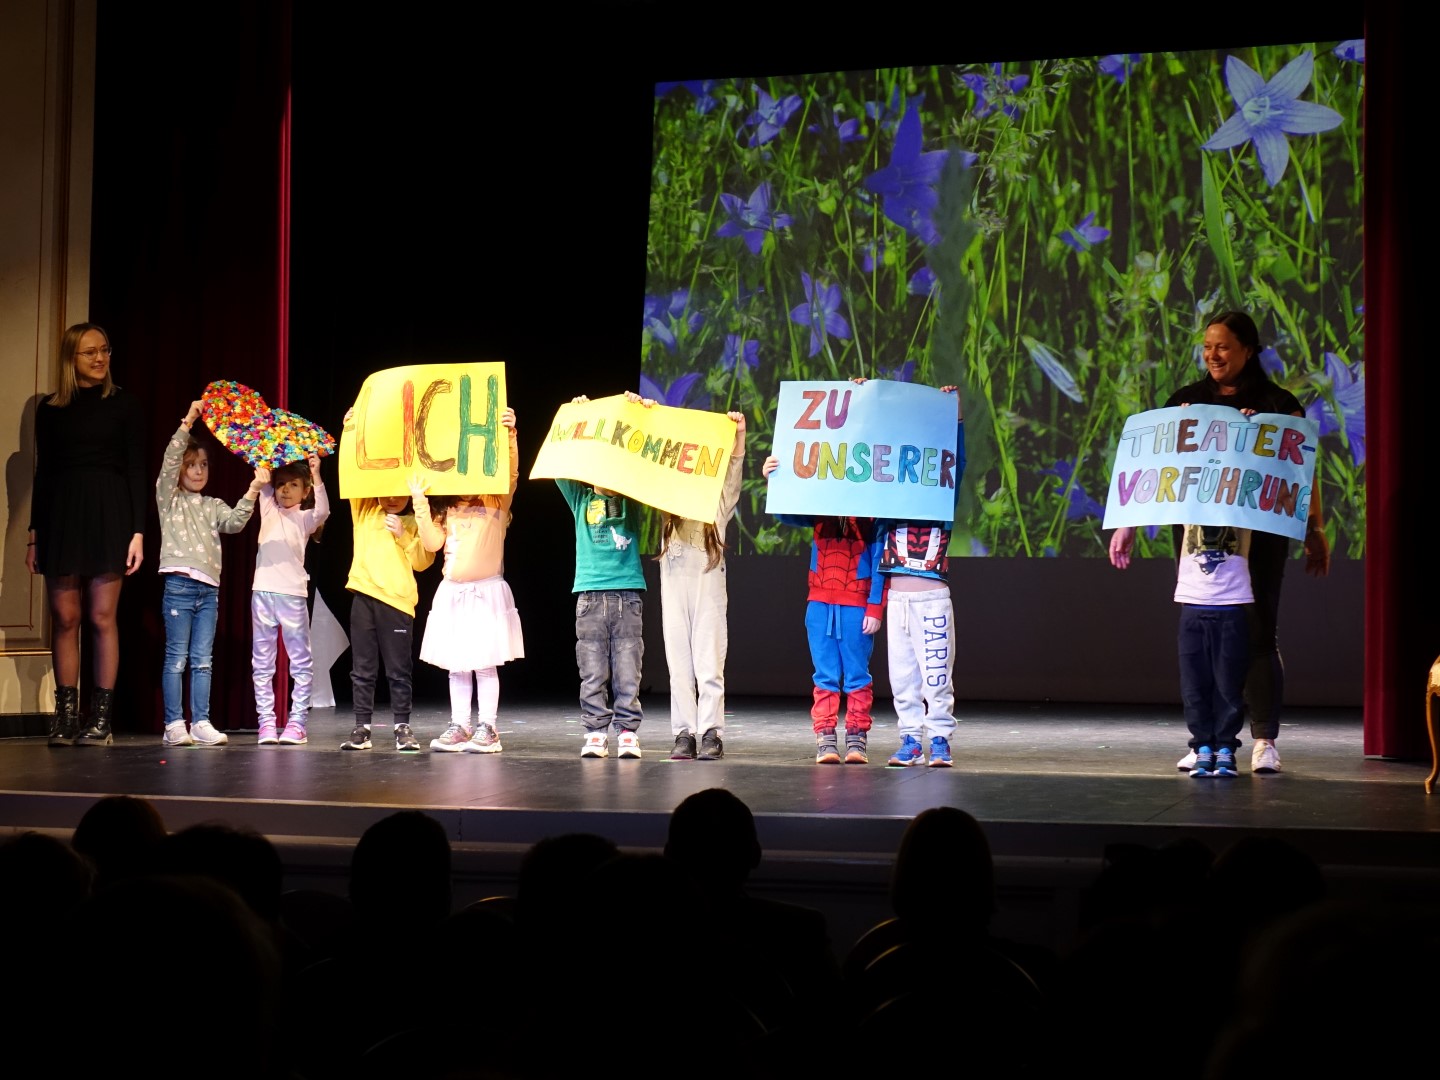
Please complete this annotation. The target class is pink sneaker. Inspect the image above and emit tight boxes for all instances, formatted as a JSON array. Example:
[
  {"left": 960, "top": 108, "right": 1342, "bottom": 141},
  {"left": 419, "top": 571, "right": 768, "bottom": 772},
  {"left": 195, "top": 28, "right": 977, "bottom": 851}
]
[
  {"left": 257, "top": 721, "right": 279, "bottom": 745},
  {"left": 278, "top": 721, "right": 308, "bottom": 745}
]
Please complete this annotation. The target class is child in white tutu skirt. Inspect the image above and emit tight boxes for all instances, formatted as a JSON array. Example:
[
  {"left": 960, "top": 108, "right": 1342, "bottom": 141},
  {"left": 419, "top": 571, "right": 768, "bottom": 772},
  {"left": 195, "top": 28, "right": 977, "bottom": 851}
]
[{"left": 411, "top": 405, "right": 523, "bottom": 753}]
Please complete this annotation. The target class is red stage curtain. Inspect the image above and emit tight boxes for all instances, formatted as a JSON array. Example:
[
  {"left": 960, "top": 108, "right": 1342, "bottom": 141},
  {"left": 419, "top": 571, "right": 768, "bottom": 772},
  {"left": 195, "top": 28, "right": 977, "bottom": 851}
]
[
  {"left": 88, "top": 2, "right": 291, "bottom": 732},
  {"left": 1362, "top": 9, "right": 1435, "bottom": 759}
]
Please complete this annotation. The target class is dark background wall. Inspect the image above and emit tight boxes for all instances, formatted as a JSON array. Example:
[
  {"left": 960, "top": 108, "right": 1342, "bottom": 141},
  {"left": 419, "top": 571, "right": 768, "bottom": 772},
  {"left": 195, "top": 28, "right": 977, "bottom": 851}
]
[{"left": 89, "top": 3, "right": 1369, "bottom": 724}]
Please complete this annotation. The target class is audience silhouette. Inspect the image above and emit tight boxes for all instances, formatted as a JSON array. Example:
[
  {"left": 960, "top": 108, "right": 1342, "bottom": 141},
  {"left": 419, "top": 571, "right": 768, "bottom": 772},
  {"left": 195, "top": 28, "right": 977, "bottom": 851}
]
[{"left": 14, "top": 789, "right": 1429, "bottom": 1079}]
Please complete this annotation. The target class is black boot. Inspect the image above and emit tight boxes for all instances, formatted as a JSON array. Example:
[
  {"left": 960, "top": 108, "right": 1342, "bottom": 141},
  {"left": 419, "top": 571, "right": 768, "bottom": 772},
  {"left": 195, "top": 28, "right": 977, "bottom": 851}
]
[
  {"left": 47, "top": 685, "right": 81, "bottom": 746},
  {"left": 75, "top": 687, "right": 115, "bottom": 746}
]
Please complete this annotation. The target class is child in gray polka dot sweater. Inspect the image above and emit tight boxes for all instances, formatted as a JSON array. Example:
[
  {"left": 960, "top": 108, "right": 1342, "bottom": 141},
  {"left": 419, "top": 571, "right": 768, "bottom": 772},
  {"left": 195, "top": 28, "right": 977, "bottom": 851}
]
[{"left": 155, "top": 398, "right": 267, "bottom": 748}]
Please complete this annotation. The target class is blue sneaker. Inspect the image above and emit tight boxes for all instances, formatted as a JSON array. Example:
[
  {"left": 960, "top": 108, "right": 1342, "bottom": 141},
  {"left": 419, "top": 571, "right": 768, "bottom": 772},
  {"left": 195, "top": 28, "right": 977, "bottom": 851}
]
[
  {"left": 927, "top": 736, "right": 953, "bottom": 768},
  {"left": 1215, "top": 747, "right": 1239, "bottom": 777},
  {"left": 1190, "top": 745, "right": 1216, "bottom": 778},
  {"left": 887, "top": 735, "right": 925, "bottom": 767}
]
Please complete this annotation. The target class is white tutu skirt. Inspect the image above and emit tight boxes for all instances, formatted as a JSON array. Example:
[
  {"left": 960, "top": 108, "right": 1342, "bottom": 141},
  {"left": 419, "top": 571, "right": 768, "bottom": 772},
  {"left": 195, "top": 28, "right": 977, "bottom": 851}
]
[{"left": 420, "top": 575, "right": 525, "bottom": 671}]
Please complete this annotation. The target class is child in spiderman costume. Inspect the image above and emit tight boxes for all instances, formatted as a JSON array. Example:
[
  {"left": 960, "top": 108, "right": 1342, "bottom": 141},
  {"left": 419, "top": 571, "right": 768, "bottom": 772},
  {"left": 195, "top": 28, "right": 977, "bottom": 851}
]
[{"left": 761, "top": 455, "right": 887, "bottom": 764}]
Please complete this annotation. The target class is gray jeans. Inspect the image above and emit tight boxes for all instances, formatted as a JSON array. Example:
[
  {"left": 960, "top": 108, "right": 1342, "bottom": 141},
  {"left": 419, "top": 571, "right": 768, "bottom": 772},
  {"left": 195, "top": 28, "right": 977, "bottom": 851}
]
[{"left": 575, "top": 590, "right": 644, "bottom": 732}]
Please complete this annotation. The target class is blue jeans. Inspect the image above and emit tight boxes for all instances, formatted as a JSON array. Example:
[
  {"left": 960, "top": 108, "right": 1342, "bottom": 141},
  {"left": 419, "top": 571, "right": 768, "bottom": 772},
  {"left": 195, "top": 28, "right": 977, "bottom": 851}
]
[
  {"left": 575, "top": 590, "right": 643, "bottom": 732},
  {"left": 162, "top": 575, "right": 220, "bottom": 726},
  {"left": 1178, "top": 604, "right": 1248, "bottom": 751}
]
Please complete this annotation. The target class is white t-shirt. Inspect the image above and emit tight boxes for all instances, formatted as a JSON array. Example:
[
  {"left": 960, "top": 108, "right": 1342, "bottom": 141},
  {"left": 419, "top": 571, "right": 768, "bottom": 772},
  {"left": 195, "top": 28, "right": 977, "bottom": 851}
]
[{"left": 1174, "top": 524, "right": 1254, "bottom": 605}]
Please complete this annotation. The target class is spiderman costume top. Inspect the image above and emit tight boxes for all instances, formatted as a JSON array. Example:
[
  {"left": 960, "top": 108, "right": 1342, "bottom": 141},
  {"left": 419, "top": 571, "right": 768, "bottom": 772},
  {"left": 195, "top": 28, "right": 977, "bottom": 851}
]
[{"left": 776, "top": 514, "right": 887, "bottom": 621}]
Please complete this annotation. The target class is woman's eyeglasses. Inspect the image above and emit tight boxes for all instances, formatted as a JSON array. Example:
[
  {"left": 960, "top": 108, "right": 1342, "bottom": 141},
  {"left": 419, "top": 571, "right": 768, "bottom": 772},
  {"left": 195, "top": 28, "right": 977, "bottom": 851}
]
[{"left": 76, "top": 346, "right": 113, "bottom": 359}]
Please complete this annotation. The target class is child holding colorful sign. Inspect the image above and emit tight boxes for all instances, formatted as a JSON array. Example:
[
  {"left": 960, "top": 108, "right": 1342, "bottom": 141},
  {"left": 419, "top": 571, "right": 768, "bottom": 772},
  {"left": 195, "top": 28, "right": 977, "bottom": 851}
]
[
  {"left": 622, "top": 392, "right": 747, "bottom": 761},
  {"left": 338, "top": 411, "right": 437, "bottom": 751},
  {"left": 251, "top": 454, "right": 329, "bottom": 745},
  {"left": 411, "top": 406, "right": 525, "bottom": 754},
  {"left": 157, "top": 399, "right": 267, "bottom": 748},
  {"left": 864, "top": 382, "right": 966, "bottom": 768},
  {"left": 761, "top": 455, "right": 886, "bottom": 764},
  {"left": 558, "top": 396, "right": 647, "bottom": 759},
  {"left": 1167, "top": 523, "right": 1254, "bottom": 777}
]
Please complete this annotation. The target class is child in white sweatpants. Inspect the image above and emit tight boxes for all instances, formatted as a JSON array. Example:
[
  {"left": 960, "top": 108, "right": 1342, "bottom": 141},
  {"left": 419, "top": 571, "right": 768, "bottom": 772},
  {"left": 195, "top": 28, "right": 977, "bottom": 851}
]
[
  {"left": 877, "top": 384, "right": 965, "bottom": 768},
  {"left": 655, "top": 408, "right": 745, "bottom": 761}
]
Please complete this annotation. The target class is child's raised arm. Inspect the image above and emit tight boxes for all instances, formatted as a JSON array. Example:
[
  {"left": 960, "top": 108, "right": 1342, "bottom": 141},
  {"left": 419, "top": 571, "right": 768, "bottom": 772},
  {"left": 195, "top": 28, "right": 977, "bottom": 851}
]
[
  {"left": 716, "top": 411, "right": 746, "bottom": 532},
  {"left": 307, "top": 454, "right": 331, "bottom": 530},
  {"left": 408, "top": 473, "right": 446, "bottom": 552},
  {"left": 218, "top": 467, "right": 269, "bottom": 534},
  {"left": 502, "top": 406, "right": 520, "bottom": 502}
]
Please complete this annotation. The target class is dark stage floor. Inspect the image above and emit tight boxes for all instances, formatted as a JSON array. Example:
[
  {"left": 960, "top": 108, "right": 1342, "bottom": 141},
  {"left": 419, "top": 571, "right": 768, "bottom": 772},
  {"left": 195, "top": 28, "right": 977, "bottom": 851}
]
[{"left": 4, "top": 696, "right": 1437, "bottom": 950}]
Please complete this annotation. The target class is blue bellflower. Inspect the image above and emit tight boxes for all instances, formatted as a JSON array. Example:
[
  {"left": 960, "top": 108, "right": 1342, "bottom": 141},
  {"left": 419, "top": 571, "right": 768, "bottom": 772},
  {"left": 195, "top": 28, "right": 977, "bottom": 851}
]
[
  {"left": 789, "top": 273, "right": 851, "bottom": 357},
  {"left": 1098, "top": 54, "right": 1142, "bottom": 85},
  {"left": 865, "top": 89, "right": 924, "bottom": 132},
  {"left": 655, "top": 80, "right": 719, "bottom": 114},
  {"left": 721, "top": 334, "right": 759, "bottom": 372},
  {"left": 1258, "top": 346, "right": 1285, "bottom": 377},
  {"left": 643, "top": 290, "right": 704, "bottom": 353},
  {"left": 1202, "top": 51, "right": 1344, "bottom": 187},
  {"left": 1333, "top": 40, "right": 1364, "bottom": 63},
  {"left": 639, "top": 371, "right": 705, "bottom": 409},
  {"left": 1059, "top": 211, "right": 1110, "bottom": 253},
  {"left": 715, "top": 182, "right": 793, "bottom": 256},
  {"left": 1040, "top": 459, "right": 1104, "bottom": 521},
  {"left": 907, "top": 267, "right": 937, "bottom": 297},
  {"left": 808, "top": 108, "right": 863, "bottom": 143},
  {"left": 864, "top": 103, "right": 949, "bottom": 245},
  {"left": 961, "top": 63, "right": 1030, "bottom": 119},
  {"left": 746, "top": 86, "right": 802, "bottom": 147},
  {"left": 1021, "top": 335, "right": 1083, "bottom": 403},
  {"left": 1304, "top": 352, "right": 1365, "bottom": 465},
  {"left": 879, "top": 359, "right": 916, "bottom": 382}
]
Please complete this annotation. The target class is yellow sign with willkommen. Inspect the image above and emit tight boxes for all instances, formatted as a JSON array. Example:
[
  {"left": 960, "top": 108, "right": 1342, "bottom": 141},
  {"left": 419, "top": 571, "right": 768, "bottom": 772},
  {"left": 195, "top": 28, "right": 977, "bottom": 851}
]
[
  {"left": 530, "top": 394, "right": 737, "bottom": 523},
  {"left": 340, "top": 363, "right": 510, "bottom": 497}
]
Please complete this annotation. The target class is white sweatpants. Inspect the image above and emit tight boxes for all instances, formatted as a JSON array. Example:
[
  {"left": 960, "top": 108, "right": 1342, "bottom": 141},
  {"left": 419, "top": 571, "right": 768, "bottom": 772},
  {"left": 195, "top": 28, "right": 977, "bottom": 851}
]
[
  {"left": 886, "top": 586, "right": 956, "bottom": 738},
  {"left": 659, "top": 541, "right": 728, "bottom": 737}
]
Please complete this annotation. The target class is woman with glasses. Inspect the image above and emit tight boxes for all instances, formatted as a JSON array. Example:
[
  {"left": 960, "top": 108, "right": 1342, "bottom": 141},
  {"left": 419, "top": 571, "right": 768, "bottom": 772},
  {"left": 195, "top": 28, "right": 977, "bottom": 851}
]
[{"left": 27, "top": 322, "right": 147, "bottom": 746}]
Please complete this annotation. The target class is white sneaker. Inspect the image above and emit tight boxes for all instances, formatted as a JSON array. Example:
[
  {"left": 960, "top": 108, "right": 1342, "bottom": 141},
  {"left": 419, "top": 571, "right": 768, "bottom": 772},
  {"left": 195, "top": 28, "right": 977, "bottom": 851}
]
[
  {"left": 1177, "top": 749, "right": 1198, "bottom": 771},
  {"left": 617, "top": 731, "right": 642, "bottom": 759},
  {"left": 466, "top": 723, "right": 503, "bottom": 754},
  {"left": 162, "top": 722, "right": 194, "bottom": 748},
  {"left": 1251, "top": 738, "right": 1282, "bottom": 773},
  {"left": 190, "top": 720, "right": 228, "bottom": 747},
  {"left": 430, "top": 722, "right": 473, "bottom": 752},
  {"left": 581, "top": 731, "right": 608, "bottom": 758}
]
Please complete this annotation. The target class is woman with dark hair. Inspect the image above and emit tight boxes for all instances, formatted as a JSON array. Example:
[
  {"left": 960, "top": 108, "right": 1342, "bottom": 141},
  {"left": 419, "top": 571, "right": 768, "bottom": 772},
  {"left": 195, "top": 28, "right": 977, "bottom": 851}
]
[
  {"left": 1109, "top": 311, "right": 1330, "bottom": 774},
  {"left": 27, "top": 323, "right": 147, "bottom": 746}
]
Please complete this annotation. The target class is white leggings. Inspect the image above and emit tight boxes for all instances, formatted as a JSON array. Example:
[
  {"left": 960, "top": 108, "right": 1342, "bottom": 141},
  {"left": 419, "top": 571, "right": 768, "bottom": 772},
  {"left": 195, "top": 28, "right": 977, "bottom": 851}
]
[{"left": 450, "top": 667, "right": 499, "bottom": 729}]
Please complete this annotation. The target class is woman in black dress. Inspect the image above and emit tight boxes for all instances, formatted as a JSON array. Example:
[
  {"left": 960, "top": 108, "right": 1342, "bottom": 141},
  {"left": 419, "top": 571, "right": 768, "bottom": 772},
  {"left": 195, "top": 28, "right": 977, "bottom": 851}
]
[{"left": 26, "top": 323, "right": 147, "bottom": 746}]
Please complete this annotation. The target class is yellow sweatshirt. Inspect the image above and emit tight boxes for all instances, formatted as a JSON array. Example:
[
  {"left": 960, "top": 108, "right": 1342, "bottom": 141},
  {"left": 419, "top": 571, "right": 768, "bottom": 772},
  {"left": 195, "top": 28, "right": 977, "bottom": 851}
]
[{"left": 345, "top": 499, "right": 436, "bottom": 617}]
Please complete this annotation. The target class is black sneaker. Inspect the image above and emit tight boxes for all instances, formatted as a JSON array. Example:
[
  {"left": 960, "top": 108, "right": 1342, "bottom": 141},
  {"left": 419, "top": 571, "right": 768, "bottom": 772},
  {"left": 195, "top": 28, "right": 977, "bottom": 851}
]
[
  {"left": 698, "top": 732, "right": 724, "bottom": 760},
  {"left": 670, "top": 734, "right": 697, "bottom": 760},
  {"left": 394, "top": 724, "right": 421, "bottom": 753},
  {"left": 342, "top": 725, "right": 372, "bottom": 751}
]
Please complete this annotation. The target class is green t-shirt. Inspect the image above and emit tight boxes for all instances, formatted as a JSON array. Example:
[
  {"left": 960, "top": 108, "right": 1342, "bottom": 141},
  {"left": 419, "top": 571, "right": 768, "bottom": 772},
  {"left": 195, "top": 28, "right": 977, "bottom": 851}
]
[{"left": 557, "top": 479, "right": 646, "bottom": 593}]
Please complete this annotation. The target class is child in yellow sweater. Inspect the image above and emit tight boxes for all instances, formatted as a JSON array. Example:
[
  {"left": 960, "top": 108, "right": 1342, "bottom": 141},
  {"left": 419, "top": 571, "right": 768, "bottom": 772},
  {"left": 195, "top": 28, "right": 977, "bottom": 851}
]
[{"left": 340, "top": 408, "right": 437, "bottom": 752}]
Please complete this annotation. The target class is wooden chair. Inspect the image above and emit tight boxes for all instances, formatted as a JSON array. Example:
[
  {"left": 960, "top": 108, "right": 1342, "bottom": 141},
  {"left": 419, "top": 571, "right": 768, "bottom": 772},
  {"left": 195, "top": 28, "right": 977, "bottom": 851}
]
[{"left": 1426, "top": 654, "right": 1440, "bottom": 794}]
